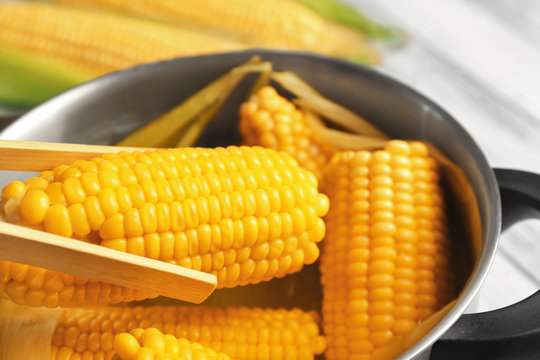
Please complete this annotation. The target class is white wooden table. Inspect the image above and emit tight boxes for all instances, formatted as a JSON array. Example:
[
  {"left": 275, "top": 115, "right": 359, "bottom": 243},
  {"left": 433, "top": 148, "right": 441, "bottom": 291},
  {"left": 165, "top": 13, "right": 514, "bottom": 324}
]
[{"left": 345, "top": 0, "right": 540, "bottom": 312}]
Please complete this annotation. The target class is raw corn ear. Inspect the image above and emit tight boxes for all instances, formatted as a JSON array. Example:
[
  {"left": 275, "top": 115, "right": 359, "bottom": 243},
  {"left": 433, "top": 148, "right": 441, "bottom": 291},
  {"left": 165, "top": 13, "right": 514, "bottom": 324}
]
[
  {"left": 0, "top": 2, "right": 245, "bottom": 78},
  {"left": 0, "top": 146, "right": 329, "bottom": 307},
  {"left": 53, "top": 0, "right": 380, "bottom": 63}
]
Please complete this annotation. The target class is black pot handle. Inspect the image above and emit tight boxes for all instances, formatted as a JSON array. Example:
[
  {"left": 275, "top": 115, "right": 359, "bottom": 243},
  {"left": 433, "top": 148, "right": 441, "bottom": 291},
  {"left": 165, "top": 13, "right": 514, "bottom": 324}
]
[{"left": 431, "top": 169, "right": 540, "bottom": 359}]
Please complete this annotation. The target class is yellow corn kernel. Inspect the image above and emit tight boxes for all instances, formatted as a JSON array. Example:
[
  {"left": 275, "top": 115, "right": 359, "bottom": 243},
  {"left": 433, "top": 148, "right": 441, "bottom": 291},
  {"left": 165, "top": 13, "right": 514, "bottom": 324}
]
[
  {"left": 114, "top": 333, "right": 141, "bottom": 359},
  {"left": 123, "top": 208, "right": 143, "bottom": 238},
  {"left": 63, "top": 178, "right": 87, "bottom": 204},
  {"left": 46, "top": 182, "right": 68, "bottom": 205},
  {"left": 79, "top": 171, "right": 101, "bottom": 197},
  {"left": 99, "top": 213, "right": 125, "bottom": 240},
  {"left": 83, "top": 196, "right": 106, "bottom": 231},
  {"left": 0, "top": 146, "right": 328, "bottom": 306},
  {"left": 44, "top": 204, "right": 73, "bottom": 238},
  {"left": 115, "top": 187, "right": 133, "bottom": 213},
  {"left": 25, "top": 176, "right": 50, "bottom": 191},
  {"left": 320, "top": 140, "right": 454, "bottom": 359},
  {"left": 1, "top": 181, "right": 25, "bottom": 201},
  {"left": 19, "top": 190, "right": 50, "bottom": 225},
  {"left": 97, "top": 188, "right": 119, "bottom": 218},
  {"left": 68, "top": 204, "right": 92, "bottom": 239}
]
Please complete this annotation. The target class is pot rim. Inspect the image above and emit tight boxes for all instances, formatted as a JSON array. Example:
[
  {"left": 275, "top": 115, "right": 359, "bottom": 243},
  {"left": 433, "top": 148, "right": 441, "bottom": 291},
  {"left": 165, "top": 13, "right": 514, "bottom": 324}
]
[{"left": 0, "top": 49, "right": 502, "bottom": 359}]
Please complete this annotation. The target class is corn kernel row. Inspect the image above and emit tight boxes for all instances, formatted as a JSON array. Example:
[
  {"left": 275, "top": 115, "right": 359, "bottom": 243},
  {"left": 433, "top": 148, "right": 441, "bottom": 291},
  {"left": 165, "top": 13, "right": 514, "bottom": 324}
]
[
  {"left": 0, "top": 263, "right": 153, "bottom": 308},
  {"left": 50, "top": 306, "right": 326, "bottom": 360},
  {"left": 410, "top": 145, "right": 454, "bottom": 318},
  {"left": 113, "top": 327, "right": 230, "bottom": 360}
]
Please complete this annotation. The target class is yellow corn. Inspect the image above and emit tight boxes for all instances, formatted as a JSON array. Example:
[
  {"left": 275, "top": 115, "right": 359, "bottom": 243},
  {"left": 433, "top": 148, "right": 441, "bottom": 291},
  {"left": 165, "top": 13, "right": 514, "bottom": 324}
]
[
  {"left": 0, "top": 2, "right": 245, "bottom": 77},
  {"left": 320, "top": 140, "right": 453, "bottom": 359},
  {"left": 240, "top": 86, "right": 336, "bottom": 181},
  {"left": 409, "top": 142, "right": 454, "bottom": 318},
  {"left": 53, "top": 0, "right": 379, "bottom": 62},
  {"left": 50, "top": 306, "right": 326, "bottom": 360},
  {"left": 0, "top": 146, "right": 329, "bottom": 307},
  {"left": 113, "top": 328, "right": 230, "bottom": 360}
]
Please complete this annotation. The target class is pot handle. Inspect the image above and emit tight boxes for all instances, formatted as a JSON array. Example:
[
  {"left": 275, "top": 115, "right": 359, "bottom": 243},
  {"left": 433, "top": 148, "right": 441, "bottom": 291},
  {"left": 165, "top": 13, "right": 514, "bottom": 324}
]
[{"left": 431, "top": 169, "right": 540, "bottom": 359}]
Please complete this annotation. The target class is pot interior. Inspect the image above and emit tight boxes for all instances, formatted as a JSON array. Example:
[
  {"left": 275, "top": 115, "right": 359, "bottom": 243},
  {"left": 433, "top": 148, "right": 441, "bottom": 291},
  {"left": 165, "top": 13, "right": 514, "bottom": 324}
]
[{"left": 0, "top": 50, "right": 499, "bottom": 358}]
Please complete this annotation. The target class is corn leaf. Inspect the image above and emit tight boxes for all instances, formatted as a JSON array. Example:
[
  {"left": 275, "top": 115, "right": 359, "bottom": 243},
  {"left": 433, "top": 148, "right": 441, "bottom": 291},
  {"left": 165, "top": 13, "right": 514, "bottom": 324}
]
[
  {"left": 117, "top": 58, "right": 270, "bottom": 148},
  {"left": 175, "top": 88, "right": 233, "bottom": 147},
  {"left": 271, "top": 71, "right": 323, "bottom": 98},
  {"left": 305, "top": 111, "right": 387, "bottom": 150},
  {"left": 272, "top": 71, "right": 387, "bottom": 138},
  {"left": 247, "top": 62, "right": 273, "bottom": 98},
  {"left": 294, "top": 0, "right": 406, "bottom": 46},
  {"left": 0, "top": 45, "right": 90, "bottom": 109}
]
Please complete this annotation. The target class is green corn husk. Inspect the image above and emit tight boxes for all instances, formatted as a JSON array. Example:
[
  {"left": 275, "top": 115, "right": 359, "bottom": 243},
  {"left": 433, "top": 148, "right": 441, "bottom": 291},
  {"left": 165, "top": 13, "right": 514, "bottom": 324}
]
[
  {"left": 174, "top": 61, "right": 274, "bottom": 147},
  {"left": 0, "top": 46, "right": 91, "bottom": 109},
  {"left": 174, "top": 89, "right": 231, "bottom": 148},
  {"left": 295, "top": 0, "right": 406, "bottom": 45},
  {"left": 117, "top": 57, "right": 272, "bottom": 148},
  {"left": 271, "top": 71, "right": 387, "bottom": 138}
]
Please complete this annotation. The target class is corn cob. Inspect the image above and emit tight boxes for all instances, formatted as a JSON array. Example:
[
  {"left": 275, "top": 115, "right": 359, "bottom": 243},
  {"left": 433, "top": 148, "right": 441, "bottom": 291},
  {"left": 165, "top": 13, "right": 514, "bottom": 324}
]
[
  {"left": 113, "top": 327, "right": 231, "bottom": 360},
  {"left": 320, "top": 140, "right": 454, "bottom": 359},
  {"left": 50, "top": 306, "right": 326, "bottom": 359},
  {"left": 240, "top": 86, "right": 336, "bottom": 182},
  {"left": 0, "top": 146, "right": 329, "bottom": 307},
  {"left": 53, "top": 0, "right": 379, "bottom": 63},
  {"left": 0, "top": 2, "right": 244, "bottom": 78}
]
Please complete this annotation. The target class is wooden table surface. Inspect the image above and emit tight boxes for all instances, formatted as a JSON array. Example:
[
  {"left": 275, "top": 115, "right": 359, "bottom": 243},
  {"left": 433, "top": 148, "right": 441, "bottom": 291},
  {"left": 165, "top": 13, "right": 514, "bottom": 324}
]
[
  {"left": 1, "top": 0, "right": 539, "bottom": 314},
  {"left": 346, "top": 0, "right": 540, "bottom": 312}
]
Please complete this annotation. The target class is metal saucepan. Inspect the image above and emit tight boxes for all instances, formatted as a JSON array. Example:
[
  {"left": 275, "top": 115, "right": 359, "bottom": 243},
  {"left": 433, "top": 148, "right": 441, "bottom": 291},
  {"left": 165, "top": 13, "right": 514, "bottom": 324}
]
[{"left": 1, "top": 50, "right": 539, "bottom": 359}]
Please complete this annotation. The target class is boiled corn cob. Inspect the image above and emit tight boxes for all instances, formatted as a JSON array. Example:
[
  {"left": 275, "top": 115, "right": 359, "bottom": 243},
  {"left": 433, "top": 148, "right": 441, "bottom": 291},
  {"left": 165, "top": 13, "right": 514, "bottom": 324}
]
[
  {"left": 0, "top": 146, "right": 329, "bottom": 307},
  {"left": 320, "top": 140, "right": 454, "bottom": 359},
  {"left": 113, "top": 327, "right": 230, "bottom": 360},
  {"left": 54, "top": 0, "right": 380, "bottom": 63},
  {"left": 0, "top": 2, "right": 244, "bottom": 78},
  {"left": 50, "top": 305, "right": 325, "bottom": 359},
  {"left": 240, "top": 86, "right": 336, "bottom": 181}
]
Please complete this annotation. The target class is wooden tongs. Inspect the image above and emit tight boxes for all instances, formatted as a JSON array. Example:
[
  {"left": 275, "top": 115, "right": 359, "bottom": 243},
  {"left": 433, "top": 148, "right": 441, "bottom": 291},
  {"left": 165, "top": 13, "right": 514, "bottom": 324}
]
[{"left": 0, "top": 140, "right": 217, "bottom": 304}]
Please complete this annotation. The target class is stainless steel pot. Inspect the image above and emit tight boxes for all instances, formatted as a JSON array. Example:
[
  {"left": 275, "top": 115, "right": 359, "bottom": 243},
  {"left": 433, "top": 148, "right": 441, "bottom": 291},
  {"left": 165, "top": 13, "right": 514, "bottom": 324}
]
[{"left": 2, "top": 50, "right": 539, "bottom": 359}]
